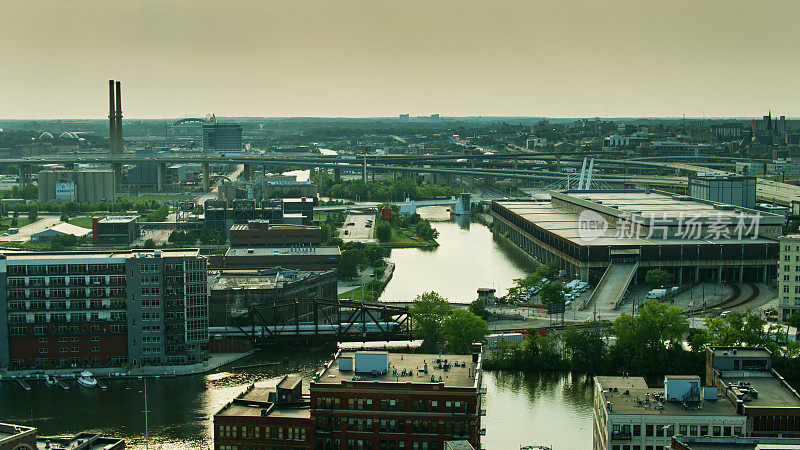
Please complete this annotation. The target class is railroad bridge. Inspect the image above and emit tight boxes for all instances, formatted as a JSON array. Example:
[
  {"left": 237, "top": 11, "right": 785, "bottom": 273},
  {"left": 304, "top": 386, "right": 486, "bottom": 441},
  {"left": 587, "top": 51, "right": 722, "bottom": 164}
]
[{"left": 212, "top": 298, "right": 413, "bottom": 343}]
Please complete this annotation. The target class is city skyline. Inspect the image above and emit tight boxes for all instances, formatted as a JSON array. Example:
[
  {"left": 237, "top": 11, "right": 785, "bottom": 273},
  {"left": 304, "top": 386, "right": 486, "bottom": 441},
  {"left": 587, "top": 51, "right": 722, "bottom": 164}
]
[{"left": 2, "top": 0, "right": 800, "bottom": 119}]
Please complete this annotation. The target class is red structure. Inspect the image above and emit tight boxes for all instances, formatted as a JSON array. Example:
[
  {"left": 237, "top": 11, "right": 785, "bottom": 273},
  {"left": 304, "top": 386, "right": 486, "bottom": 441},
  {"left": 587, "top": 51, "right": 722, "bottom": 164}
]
[{"left": 381, "top": 205, "right": 393, "bottom": 222}]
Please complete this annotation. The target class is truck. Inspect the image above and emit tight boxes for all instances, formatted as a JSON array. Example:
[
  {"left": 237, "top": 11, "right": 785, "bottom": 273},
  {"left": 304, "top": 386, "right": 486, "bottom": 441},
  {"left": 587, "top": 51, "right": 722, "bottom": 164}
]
[{"left": 645, "top": 288, "right": 668, "bottom": 299}]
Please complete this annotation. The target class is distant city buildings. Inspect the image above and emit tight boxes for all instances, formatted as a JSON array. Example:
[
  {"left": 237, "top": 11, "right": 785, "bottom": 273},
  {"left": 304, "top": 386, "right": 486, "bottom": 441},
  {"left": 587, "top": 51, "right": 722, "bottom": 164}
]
[{"left": 203, "top": 122, "right": 243, "bottom": 154}]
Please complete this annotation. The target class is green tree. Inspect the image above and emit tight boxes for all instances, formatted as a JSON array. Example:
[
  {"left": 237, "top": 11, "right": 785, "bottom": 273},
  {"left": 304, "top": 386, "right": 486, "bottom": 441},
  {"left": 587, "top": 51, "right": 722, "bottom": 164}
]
[
  {"left": 27, "top": 208, "right": 38, "bottom": 222},
  {"left": 468, "top": 298, "right": 488, "bottom": 319},
  {"left": 539, "top": 282, "right": 567, "bottom": 305},
  {"left": 562, "top": 326, "right": 608, "bottom": 374},
  {"left": 409, "top": 291, "right": 452, "bottom": 352},
  {"left": 611, "top": 300, "right": 690, "bottom": 376},
  {"left": 143, "top": 238, "right": 156, "bottom": 249},
  {"left": 645, "top": 269, "right": 673, "bottom": 289},
  {"left": 375, "top": 221, "right": 392, "bottom": 242},
  {"left": 337, "top": 250, "right": 360, "bottom": 279},
  {"left": 441, "top": 309, "right": 490, "bottom": 354}
]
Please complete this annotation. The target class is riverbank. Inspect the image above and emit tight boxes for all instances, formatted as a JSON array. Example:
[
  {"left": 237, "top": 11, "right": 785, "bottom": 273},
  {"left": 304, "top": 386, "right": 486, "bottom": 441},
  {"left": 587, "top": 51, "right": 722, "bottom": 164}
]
[{"left": 0, "top": 350, "right": 254, "bottom": 382}]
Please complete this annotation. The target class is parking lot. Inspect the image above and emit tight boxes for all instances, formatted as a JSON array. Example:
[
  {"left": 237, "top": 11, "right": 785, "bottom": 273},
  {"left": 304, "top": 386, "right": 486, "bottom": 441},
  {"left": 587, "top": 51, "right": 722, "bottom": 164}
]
[{"left": 340, "top": 213, "right": 376, "bottom": 243}]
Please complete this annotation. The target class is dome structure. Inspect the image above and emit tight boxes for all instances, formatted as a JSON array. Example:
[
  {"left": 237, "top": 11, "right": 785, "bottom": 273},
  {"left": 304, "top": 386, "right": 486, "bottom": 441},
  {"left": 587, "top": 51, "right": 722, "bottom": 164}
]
[{"left": 38, "top": 132, "right": 54, "bottom": 140}]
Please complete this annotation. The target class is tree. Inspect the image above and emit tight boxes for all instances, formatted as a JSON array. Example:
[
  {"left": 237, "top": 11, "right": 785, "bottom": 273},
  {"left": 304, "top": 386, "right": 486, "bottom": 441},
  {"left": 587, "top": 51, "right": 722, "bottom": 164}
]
[
  {"left": 645, "top": 269, "right": 673, "bottom": 289},
  {"left": 611, "top": 300, "right": 690, "bottom": 376},
  {"left": 441, "top": 309, "right": 490, "bottom": 354},
  {"left": 562, "top": 326, "right": 608, "bottom": 374},
  {"left": 539, "top": 282, "right": 567, "bottom": 305},
  {"left": 409, "top": 291, "right": 452, "bottom": 352},
  {"left": 143, "top": 238, "right": 156, "bottom": 249},
  {"left": 375, "top": 221, "right": 392, "bottom": 242},
  {"left": 337, "top": 250, "right": 360, "bottom": 279},
  {"left": 27, "top": 208, "right": 38, "bottom": 222},
  {"left": 468, "top": 298, "right": 488, "bottom": 319}
]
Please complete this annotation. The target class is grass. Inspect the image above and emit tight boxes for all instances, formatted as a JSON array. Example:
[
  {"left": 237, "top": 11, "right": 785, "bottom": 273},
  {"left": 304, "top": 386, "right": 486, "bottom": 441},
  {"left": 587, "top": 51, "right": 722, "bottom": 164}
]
[
  {"left": 338, "top": 287, "right": 368, "bottom": 301},
  {"left": 67, "top": 216, "right": 94, "bottom": 228},
  {"left": 0, "top": 217, "right": 31, "bottom": 229}
]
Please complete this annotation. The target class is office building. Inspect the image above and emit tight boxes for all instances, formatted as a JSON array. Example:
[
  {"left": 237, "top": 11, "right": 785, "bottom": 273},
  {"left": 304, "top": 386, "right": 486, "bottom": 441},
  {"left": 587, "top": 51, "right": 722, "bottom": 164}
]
[
  {"left": 593, "top": 346, "right": 800, "bottom": 450},
  {"left": 93, "top": 216, "right": 140, "bottom": 244},
  {"left": 203, "top": 122, "right": 243, "bottom": 154},
  {"left": 669, "top": 435, "right": 800, "bottom": 449},
  {"left": 282, "top": 198, "right": 316, "bottom": 225},
  {"left": 0, "top": 249, "right": 208, "bottom": 370},
  {"left": 230, "top": 221, "right": 322, "bottom": 247},
  {"left": 491, "top": 190, "right": 781, "bottom": 287},
  {"left": 208, "top": 268, "right": 337, "bottom": 325},
  {"left": 209, "top": 247, "right": 340, "bottom": 271},
  {"left": 704, "top": 347, "right": 800, "bottom": 437},
  {"left": 214, "top": 346, "right": 485, "bottom": 450},
  {"left": 778, "top": 235, "right": 800, "bottom": 321},
  {"left": 37, "top": 170, "right": 116, "bottom": 203},
  {"left": 688, "top": 174, "right": 756, "bottom": 209},
  {"left": 593, "top": 375, "right": 744, "bottom": 450}
]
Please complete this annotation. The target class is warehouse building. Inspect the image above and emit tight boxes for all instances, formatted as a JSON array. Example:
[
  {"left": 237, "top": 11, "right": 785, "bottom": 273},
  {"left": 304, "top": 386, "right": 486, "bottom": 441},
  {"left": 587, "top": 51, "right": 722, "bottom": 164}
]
[
  {"left": 0, "top": 249, "right": 208, "bottom": 370},
  {"left": 30, "top": 223, "right": 91, "bottom": 243},
  {"left": 492, "top": 190, "right": 781, "bottom": 285},
  {"left": 208, "top": 268, "right": 337, "bottom": 325},
  {"left": 229, "top": 221, "right": 322, "bottom": 247},
  {"left": 208, "top": 247, "right": 340, "bottom": 271},
  {"left": 93, "top": 216, "right": 140, "bottom": 245}
]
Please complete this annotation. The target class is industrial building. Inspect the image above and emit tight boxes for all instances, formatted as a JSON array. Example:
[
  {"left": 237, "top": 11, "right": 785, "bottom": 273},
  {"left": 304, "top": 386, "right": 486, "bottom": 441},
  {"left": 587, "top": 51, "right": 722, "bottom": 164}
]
[
  {"left": 203, "top": 122, "right": 242, "bottom": 154},
  {"left": 778, "top": 235, "right": 800, "bottom": 320},
  {"left": 37, "top": 169, "right": 116, "bottom": 203},
  {"left": 208, "top": 268, "right": 337, "bottom": 326},
  {"left": 0, "top": 249, "right": 209, "bottom": 370},
  {"left": 229, "top": 221, "right": 322, "bottom": 247},
  {"left": 688, "top": 174, "right": 757, "bottom": 209},
  {"left": 491, "top": 190, "right": 781, "bottom": 306},
  {"left": 214, "top": 346, "right": 485, "bottom": 450},
  {"left": 208, "top": 247, "right": 340, "bottom": 271},
  {"left": 593, "top": 347, "right": 800, "bottom": 450}
]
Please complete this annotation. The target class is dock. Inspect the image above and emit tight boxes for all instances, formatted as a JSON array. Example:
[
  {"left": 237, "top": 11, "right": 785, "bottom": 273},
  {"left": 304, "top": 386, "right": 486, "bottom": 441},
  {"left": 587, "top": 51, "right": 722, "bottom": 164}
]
[
  {"left": 96, "top": 379, "right": 108, "bottom": 390},
  {"left": 56, "top": 378, "right": 70, "bottom": 390},
  {"left": 16, "top": 378, "right": 31, "bottom": 391}
]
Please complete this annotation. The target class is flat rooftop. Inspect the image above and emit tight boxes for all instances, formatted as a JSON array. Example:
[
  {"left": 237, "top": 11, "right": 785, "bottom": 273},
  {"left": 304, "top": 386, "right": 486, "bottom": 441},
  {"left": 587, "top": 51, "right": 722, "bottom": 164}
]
[
  {"left": 225, "top": 247, "right": 340, "bottom": 257},
  {"left": 596, "top": 376, "right": 739, "bottom": 416},
  {"left": 98, "top": 216, "right": 138, "bottom": 223},
  {"left": 215, "top": 386, "right": 310, "bottom": 419},
  {"left": 712, "top": 347, "right": 771, "bottom": 359},
  {"left": 720, "top": 374, "right": 800, "bottom": 408},
  {"left": 1, "top": 248, "right": 199, "bottom": 261},
  {"left": 315, "top": 352, "right": 479, "bottom": 388},
  {"left": 495, "top": 197, "right": 777, "bottom": 247},
  {"left": 210, "top": 269, "right": 333, "bottom": 291}
]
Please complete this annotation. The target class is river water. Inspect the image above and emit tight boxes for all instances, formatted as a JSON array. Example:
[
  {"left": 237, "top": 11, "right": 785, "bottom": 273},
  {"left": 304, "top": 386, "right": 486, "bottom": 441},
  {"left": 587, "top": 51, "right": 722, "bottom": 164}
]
[{"left": 0, "top": 210, "right": 595, "bottom": 449}]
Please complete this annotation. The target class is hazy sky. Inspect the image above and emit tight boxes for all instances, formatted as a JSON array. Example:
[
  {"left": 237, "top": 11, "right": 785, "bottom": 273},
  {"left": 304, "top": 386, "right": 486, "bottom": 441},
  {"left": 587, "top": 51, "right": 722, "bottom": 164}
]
[{"left": 2, "top": 0, "right": 799, "bottom": 118}]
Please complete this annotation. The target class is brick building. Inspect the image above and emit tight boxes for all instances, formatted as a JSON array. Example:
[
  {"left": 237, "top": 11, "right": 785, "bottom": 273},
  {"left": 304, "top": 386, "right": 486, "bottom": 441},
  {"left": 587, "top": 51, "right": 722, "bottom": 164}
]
[{"left": 214, "top": 346, "right": 485, "bottom": 450}]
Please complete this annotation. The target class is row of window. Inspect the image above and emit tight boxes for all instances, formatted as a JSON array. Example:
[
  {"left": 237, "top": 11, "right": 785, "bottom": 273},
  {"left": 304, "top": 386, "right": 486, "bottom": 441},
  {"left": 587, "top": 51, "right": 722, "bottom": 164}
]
[
  {"left": 219, "top": 425, "right": 306, "bottom": 441},
  {"left": 314, "top": 397, "right": 469, "bottom": 414},
  {"left": 612, "top": 423, "right": 742, "bottom": 438}
]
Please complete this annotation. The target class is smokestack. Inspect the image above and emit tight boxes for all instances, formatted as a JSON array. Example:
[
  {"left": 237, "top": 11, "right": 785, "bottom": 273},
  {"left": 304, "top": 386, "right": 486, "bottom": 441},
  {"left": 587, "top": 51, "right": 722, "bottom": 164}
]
[
  {"left": 114, "top": 81, "right": 123, "bottom": 154},
  {"left": 108, "top": 80, "right": 116, "bottom": 152}
]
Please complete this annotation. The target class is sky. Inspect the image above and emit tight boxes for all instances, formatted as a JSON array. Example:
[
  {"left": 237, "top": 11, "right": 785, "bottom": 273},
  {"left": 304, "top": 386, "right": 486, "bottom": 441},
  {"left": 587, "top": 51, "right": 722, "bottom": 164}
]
[{"left": 1, "top": 0, "right": 799, "bottom": 119}]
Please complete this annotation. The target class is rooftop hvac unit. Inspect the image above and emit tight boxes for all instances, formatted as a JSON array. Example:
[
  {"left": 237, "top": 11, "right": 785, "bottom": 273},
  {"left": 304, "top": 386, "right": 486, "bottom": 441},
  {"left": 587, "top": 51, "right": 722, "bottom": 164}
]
[
  {"left": 339, "top": 356, "right": 353, "bottom": 372},
  {"left": 354, "top": 351, "right": 389, "bottom": 374}
]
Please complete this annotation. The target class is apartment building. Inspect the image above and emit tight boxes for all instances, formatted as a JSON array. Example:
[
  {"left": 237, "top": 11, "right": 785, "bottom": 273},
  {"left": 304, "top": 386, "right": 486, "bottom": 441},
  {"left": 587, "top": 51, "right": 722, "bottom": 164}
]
[
  {"left": 214, "top": 346, "right": 485, "bottom": 450},
  {"left": 778, "top": 235, "right": 800, "bottom": 320},
  {"left": 0, "top": 249, "right": 208, "bottom": 370}
]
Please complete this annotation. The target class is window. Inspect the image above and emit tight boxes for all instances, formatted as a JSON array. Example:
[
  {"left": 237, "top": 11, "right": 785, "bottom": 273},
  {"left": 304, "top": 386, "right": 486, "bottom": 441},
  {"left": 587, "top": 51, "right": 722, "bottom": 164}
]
[
  {"left": 713, "top": 426, "right": 721, "bottom": 436},
  {"left": 679, "top": 425, "right": 687, "bottom": 435},
  {"left": 645, "top": 425, "right": 653, "bottom": 437},
  {"left": 632, "top": 425, "right": 641, "bottom": 436},
  {"left": 689, "top": 425, "right": 698, "bottom": 436}
]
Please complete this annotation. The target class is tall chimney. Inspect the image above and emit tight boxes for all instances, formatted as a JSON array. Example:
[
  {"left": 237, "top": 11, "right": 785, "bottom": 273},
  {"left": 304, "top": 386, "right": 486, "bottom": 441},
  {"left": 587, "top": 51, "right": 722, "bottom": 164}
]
[
  {"left": 114, "top": 81, "right": 123, "bottom": 154},
  {"left": 108, "top": 80, "right": 116, "bottom": 153}
]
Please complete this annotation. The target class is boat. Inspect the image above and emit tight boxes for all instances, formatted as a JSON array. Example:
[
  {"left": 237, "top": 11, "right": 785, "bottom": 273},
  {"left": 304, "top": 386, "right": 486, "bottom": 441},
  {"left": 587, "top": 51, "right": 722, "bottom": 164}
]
[
  {"left": 44, "top": 374, "right": 57, "bottom": 387},
  {"left": 77, "top": 371, "right": 98, "bottom": 388}
]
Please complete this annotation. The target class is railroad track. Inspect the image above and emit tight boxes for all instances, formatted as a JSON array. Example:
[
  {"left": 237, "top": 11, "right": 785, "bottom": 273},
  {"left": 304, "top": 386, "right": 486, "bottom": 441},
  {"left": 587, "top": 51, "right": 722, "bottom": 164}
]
[{"left": 683, "top": 283, "right": 760, "bottom": 317}]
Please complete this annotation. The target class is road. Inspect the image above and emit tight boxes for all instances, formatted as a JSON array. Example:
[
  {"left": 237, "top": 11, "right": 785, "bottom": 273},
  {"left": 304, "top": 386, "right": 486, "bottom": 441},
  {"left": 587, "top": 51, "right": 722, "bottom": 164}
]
[
  {"left": 341, "top": 213, "right": 376, "bottom": 243},
  {"left": 194, "top": 164, "right": 245, "bottom": 205},
  {"left": 1, "top": 215, "right": 62, "bottom": 242}
]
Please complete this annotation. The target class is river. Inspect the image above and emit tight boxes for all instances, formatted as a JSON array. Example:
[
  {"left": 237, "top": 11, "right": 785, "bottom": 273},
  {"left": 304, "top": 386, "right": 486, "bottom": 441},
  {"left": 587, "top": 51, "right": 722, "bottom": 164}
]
[
  {"left": 378, "top": 207, "right": 537, "bottom": 303},
  {"left": 0, "top": 210, "right": 596, "bottom": 449}
]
